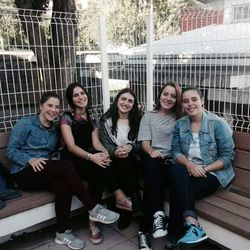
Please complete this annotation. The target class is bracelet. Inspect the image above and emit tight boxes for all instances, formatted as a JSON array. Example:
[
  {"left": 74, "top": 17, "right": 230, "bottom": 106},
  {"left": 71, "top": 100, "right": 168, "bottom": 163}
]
[{"left": 86, "top": 153, "right": 91, "bottom": 161}]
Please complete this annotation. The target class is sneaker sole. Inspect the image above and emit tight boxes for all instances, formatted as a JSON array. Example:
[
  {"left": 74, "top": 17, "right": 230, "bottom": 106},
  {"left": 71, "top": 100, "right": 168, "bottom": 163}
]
[
  {"left": 89, "top": 236, "right": 103, "bottom": 244},
  {"left": 116, "top": 203, "right": 132, "bottom": 211},
  {"left": 89, "top": 214, "right": 120, "bottom": 224},
  {"left": 178, "top": 235, "right": 208, "bottom": 247},
  {"left": 153, "top": 229, "right": 168, "bottom": 238},
  {"left": 55, "top": 238, "right": 85, "bottom": 250}
]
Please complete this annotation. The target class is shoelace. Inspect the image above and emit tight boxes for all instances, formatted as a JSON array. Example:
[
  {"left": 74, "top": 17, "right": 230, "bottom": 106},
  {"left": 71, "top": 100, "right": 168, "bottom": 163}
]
[
  {"left": 139, "top": 233, "right": 149, "bottom": 247},
  {"left": 154, "top": 214, "right": 165, "bottom": 230}
]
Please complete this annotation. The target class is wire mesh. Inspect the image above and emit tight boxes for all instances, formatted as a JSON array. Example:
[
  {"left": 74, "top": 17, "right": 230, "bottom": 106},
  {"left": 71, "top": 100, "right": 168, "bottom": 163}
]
[{"left": 1, "top": 2, "right": 250, "bottom": 132}]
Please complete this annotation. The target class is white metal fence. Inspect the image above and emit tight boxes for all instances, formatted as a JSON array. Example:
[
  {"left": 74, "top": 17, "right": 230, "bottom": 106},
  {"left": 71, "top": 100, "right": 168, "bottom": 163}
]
[{"left": 1, "top": 3, "right": 250, "bottom": 132}]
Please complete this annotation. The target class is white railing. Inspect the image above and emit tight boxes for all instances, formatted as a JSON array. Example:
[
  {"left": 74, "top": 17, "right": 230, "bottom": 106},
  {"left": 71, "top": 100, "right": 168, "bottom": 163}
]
[{"left": 1, "top": 3, "right": 250, "bottom": 132}]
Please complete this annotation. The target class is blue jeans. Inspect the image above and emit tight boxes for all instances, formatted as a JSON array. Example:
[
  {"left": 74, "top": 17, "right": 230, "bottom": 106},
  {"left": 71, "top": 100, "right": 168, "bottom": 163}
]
[
  {"left": 168, "top": 163, "right": 220, "bottom": 238},
  {"left": 0, "top": 176, "right": 6, "bottom": 190}
]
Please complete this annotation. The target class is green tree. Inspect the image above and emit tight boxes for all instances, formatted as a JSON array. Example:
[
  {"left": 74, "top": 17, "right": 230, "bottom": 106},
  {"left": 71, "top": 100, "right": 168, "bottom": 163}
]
[
  {"left": 77, "top": 1, "right": 109, "bottom": 50},
  {"left": 0, "top": 0, "right": 25, "bottom": 49},
  {"left": 107, "top": 1, "right": 147, "bottom": 47},
  {"left": 77, "top": 0, "right": 200, "bottom": 48},
  {"left": 153, "top": 0, "right": 200, "bottom": 39}
]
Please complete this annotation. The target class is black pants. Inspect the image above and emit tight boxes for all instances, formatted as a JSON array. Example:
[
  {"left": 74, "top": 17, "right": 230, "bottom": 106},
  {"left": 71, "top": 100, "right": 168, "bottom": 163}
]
[
  {"left": 111, "top": 153, "right": 141, "bottom": 229},
  {"left": 13, "top": 160, "right": 96, "bottom": 233},
  {"left": 168, "top": 163, "right": 220, "bottom": 238},
  {"left": 71, "top": 157, "right": 120, "bottom": 202},
  {"left": 111, "top": 153, "right": 140, "bottom": 197},
  {"left": 139, "top": 154, "right": 171, "bottom": 232}
]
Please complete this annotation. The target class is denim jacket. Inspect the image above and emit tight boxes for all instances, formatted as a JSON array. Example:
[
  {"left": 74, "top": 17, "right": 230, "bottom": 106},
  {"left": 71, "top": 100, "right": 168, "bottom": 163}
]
[
  {"left": 7, "top": 115, "right": 59, "bottom": 174},
  {"left": 172, "top": 111, "right": 235, "bottom": 187}
]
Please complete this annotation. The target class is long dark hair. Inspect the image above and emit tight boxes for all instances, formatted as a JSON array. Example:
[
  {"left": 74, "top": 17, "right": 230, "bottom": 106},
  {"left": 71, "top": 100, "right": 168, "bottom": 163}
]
[
  {"left": 154, "top": 82, "right": 182, "bottom": 119},
  {"left": 100, "top": 88, "right": 141, "bottom": 141},
  {"left": 65, "top": 82, "right": 92, "bottom": 124}
]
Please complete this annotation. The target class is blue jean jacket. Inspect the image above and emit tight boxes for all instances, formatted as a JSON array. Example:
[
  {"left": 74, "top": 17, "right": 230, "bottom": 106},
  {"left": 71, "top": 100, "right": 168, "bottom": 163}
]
[
  {"left": 7, "top": 115, "right": 59, "bottom": 174},
  {"left": 172, "top": 111, "right": 235, "bottom": 187}
]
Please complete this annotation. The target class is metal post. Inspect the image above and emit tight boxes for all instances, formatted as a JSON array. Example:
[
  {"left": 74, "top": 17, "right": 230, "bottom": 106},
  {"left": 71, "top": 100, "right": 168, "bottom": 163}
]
[
  {"left": 99, "top": 15, "right": 110, "bottom": 112},
  {"left": 146, "top": 14, "right": 154, "bottom": 111}
]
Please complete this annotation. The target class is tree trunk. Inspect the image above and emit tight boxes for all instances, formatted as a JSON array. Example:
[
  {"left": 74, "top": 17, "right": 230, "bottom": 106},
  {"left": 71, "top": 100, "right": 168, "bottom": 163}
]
[
  {"left": 51, "top": 0, "right": 77, "bottom": 91},
  {"left": 15, "top": 0, "right": 52, "bottom": 90},
  {"left": 14, "top": 0, "right": 77, "bottom": 92}
]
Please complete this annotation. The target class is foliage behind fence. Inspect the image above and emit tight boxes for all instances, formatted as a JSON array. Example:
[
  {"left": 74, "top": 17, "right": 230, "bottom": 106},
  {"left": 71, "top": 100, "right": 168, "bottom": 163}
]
[{"left": 1, "top": 1, "right": 250, "bottom": 132}]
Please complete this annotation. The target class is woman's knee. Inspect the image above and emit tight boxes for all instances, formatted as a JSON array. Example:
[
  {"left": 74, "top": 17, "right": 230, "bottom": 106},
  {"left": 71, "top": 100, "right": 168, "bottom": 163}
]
[
  {"left": 168, "top": 163, "right": 190, "bottom": 188},
  {"left": 169, "top": 163, "right": 187, "bottom": 177},
  {"left": 50, "top": 180, "right": 72, "bottom": 196}
]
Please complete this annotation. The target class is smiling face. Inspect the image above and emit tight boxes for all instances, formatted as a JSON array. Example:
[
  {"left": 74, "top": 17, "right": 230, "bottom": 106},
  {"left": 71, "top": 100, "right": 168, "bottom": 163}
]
[
  {"left": 182, "top": 89, "right": 204, "bottom": 117},
  {"left": 39, "top": 97, "right": 60, "bottom": 124},
  {"left": 72, "top": 86, "right": 88, "bottom": 110},
  {"left": 117, "top": 92, "right": 135, "bottom": 117},
  {"left": 159, "top": 85, "right": 177, "bottom": 113}
]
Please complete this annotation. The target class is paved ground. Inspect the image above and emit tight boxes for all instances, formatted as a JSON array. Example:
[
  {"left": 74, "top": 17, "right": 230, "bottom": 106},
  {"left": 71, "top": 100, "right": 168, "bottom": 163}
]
[{"left": 0, "top": 209, "right": 230, "bottom": 250}]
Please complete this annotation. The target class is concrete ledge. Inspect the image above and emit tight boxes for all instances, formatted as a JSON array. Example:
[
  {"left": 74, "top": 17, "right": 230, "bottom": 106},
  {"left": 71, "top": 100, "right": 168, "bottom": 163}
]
[
  {"left": 199, "top": 217, "right": 250, "bottom": 250},
  {"left": 0, "top": 196, "right": 83, "bottom": 242}
]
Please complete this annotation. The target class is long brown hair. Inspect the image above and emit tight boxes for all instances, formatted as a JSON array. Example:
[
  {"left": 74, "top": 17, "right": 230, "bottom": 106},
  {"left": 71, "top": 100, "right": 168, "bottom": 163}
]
[{"left": 154, "top": 82, "right": 182, "bottom": 118}]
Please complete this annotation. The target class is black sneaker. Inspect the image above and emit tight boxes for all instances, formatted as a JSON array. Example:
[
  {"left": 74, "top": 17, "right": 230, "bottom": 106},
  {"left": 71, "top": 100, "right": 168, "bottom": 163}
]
[
  {"left": 138, "top": 231, "right": 152, "bottom": 250},
  {"left": 152, "top": 211, "right": 168, "bottom": 238}
]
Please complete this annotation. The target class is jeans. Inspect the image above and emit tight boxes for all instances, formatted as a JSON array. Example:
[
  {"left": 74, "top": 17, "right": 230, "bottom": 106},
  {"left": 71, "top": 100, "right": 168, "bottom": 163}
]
[{"left": 168, "top": 163, "right": 220, "bottom": 238}]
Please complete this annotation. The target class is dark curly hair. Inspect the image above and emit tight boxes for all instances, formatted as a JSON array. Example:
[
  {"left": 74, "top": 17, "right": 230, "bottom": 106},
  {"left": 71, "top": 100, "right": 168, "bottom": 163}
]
[{"left": 65, "top": 82, "right": 92, "bottom": 124}]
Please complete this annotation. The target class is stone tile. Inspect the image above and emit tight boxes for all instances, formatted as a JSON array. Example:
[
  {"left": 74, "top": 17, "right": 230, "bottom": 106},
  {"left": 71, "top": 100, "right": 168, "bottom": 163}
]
[
  {"left": 0, "top": 212, "right": 229, "bottom": 250},
  {"left": 151, "top": 236, "right": 166, "bottom": 249},
  {"left": 131, "top": 234, "right": 166, "bottom": 249},
  {"left": 74, "top": 225, "right": 128, "bottom": 250},
  {"left": 33, "top": 241, "right": 68, "bottom": 250},
  {"left": 108, "top": 240, "right": 137, "bottom": 250},
  {"left": 111, "top": 218, "right": 139, "bottom": 239},
  {"left": 0, "top": 230, "right": 53, "bottom": 250}
]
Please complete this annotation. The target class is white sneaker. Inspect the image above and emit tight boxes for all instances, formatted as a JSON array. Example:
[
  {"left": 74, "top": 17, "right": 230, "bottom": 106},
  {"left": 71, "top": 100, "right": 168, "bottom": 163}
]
[
  {"left": 89, "top": 204, "right": 119, "bottom": 224},
  {"left": 55, "top": 229, "right": 85, "bottom": 250}
]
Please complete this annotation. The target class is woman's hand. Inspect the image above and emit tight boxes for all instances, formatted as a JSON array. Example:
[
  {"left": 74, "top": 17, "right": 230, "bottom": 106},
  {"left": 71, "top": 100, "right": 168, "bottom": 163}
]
[
  {"left": 90, "top": 153, "right": 111, "bottom": 168},
  {"left": 114, "top": 145, "right": 132, "bottom": 158},
  {"left": 28, "top": 158, "right": 47, "bottom": 172},
  {"left": 186, "top": 161, "right": 207, "bottom": 178},
  {"left": 149, "top": 149, "right": 164, "bottom": 159}
]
